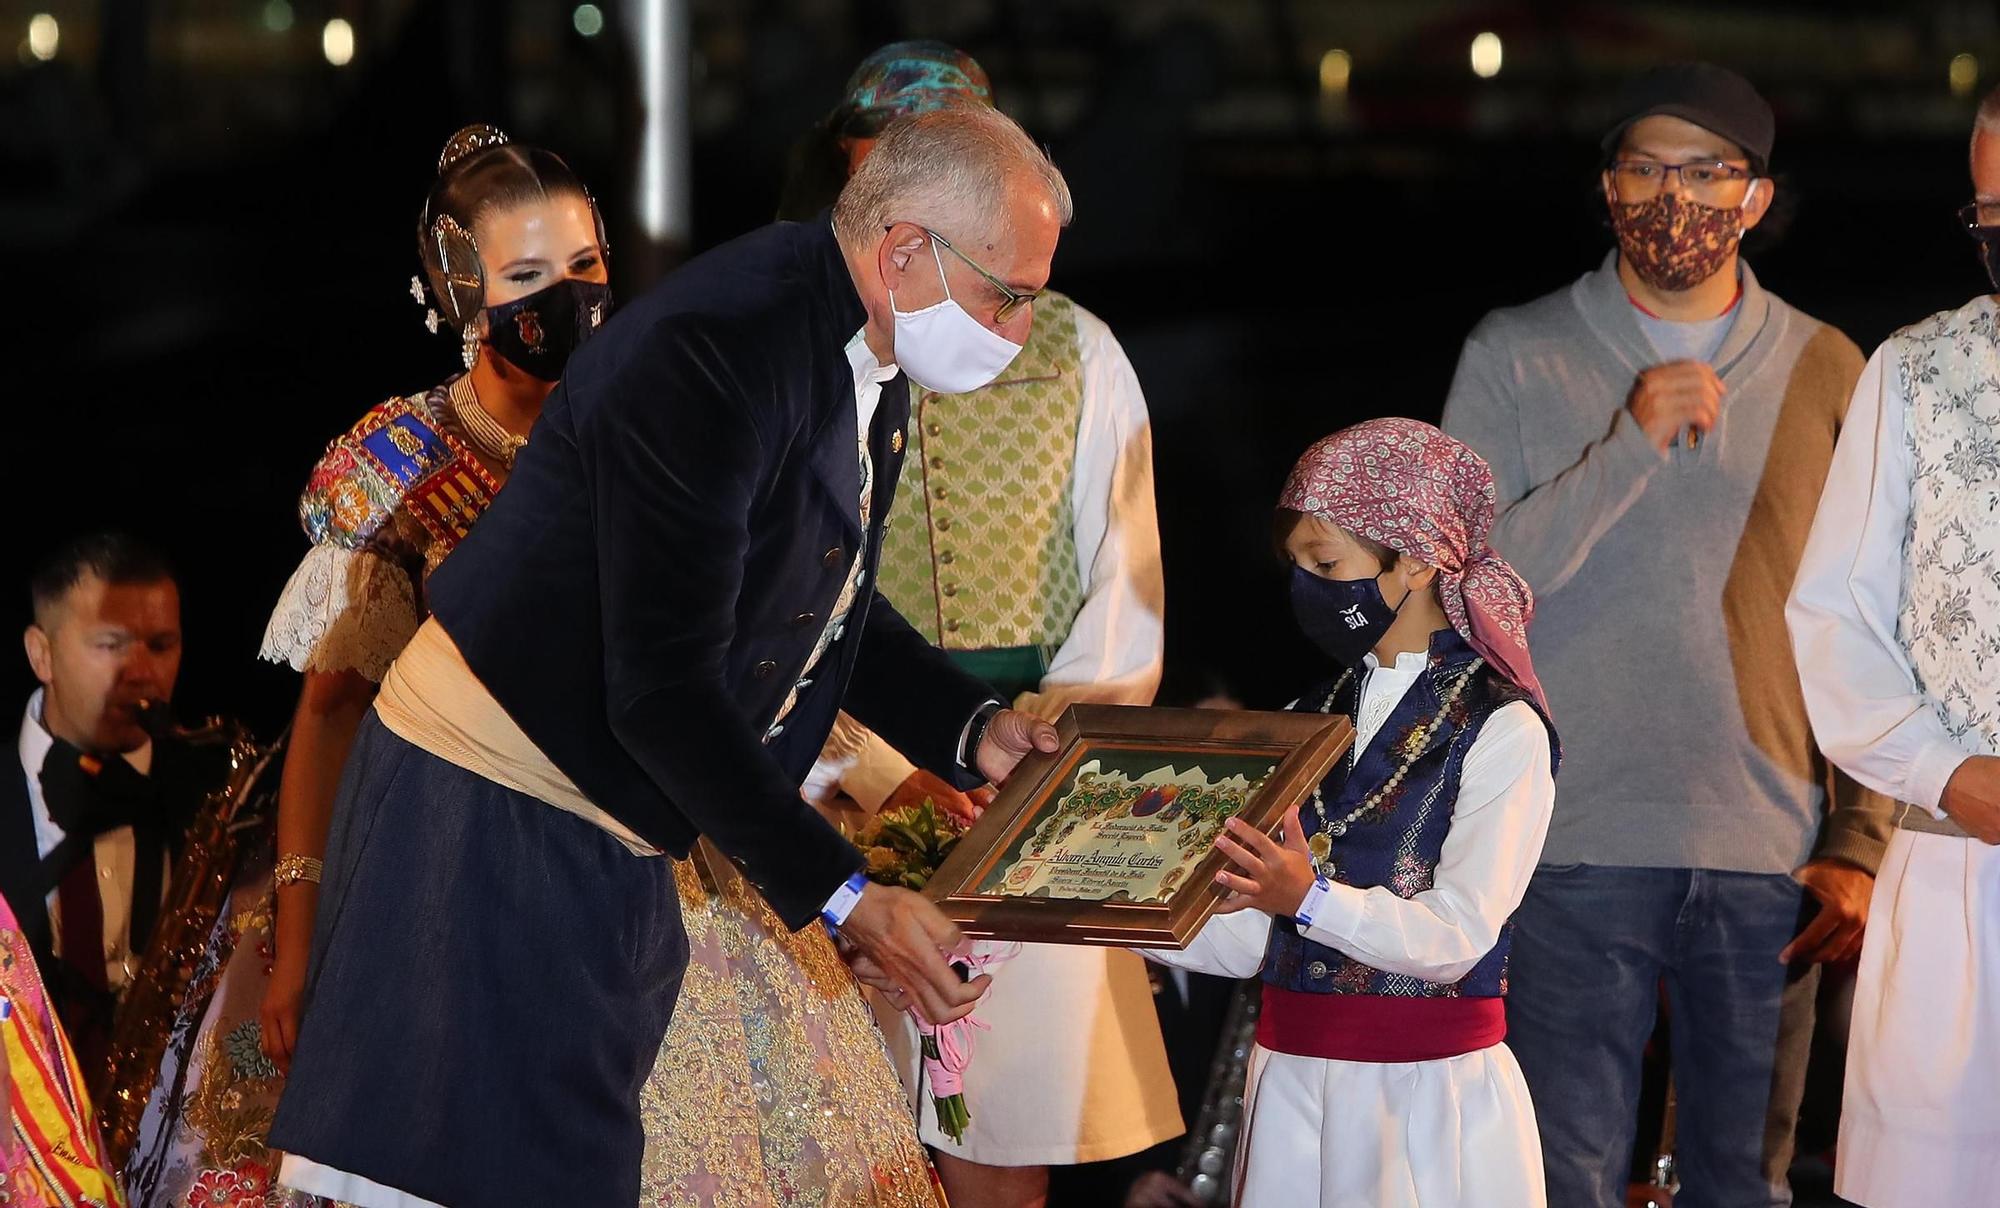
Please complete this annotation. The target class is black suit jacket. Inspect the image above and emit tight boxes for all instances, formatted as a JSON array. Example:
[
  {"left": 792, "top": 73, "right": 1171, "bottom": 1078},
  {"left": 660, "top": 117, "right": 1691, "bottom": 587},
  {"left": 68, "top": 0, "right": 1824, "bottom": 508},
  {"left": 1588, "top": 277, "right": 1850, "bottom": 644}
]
[
  {"left": 0, "top": 758, "right": 51, "bottom": 963},
  {"left": 0, "top": 726, "right": 214, "bottom": 978},
  {"left": 427, "top": 219, "right": 995, "bottom": 928}
]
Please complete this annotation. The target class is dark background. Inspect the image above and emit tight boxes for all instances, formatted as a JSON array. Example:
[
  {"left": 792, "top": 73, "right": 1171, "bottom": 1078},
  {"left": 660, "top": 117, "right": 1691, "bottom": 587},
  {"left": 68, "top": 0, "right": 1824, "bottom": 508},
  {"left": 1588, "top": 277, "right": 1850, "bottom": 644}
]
[{"left": 5, "top": 0, "right": 1996, "bottom": 735}]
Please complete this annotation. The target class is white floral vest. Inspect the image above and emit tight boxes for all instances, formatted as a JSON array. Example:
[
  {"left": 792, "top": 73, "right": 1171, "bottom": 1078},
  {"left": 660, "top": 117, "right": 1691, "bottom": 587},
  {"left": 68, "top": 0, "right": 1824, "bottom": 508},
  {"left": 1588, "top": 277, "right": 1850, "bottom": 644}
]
[{"left": 1892, "top": 295, "right": 2000, "bottom": 754}]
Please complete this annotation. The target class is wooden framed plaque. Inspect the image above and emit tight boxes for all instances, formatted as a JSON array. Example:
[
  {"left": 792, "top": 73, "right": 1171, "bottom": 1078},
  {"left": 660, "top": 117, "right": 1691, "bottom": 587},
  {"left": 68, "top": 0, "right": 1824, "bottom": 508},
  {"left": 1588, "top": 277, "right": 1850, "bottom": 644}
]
[{"left": 924, "top": 704, "right": 1354, "bottom": 947}]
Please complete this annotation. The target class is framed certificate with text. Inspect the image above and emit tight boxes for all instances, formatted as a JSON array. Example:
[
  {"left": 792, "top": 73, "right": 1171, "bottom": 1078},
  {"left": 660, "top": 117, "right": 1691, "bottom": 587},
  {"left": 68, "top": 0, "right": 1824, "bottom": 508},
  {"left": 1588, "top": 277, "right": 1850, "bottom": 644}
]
[{"left": 923, "top": 704, "right": 1354, "bottom": 948}]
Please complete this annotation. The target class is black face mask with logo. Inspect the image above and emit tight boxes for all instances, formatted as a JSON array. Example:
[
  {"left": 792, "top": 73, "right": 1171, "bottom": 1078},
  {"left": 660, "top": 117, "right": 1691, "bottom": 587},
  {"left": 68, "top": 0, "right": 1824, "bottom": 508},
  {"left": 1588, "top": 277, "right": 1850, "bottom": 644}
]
[
  {"left": 483, "top": 278, "right": 614, "bottom": 382},
  {"left": 1289, "top": 565, "right": 1410, "bottom": 669},
  {"left": 1975, "top": 228, "right": 2000, "bottom": 293}
]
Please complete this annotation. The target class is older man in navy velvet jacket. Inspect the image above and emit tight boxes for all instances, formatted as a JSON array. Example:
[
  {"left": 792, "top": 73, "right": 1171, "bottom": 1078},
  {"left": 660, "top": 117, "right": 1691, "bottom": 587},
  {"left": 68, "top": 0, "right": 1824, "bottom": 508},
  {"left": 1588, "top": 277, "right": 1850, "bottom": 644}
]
[{"left": 267, "top": 107, "right": 1072, "bottom": 1208}]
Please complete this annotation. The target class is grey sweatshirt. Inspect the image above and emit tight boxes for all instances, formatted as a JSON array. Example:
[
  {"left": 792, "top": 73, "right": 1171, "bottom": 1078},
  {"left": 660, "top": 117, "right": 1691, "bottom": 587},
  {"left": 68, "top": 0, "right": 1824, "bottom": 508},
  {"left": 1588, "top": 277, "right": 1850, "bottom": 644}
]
[{"left": 1442, "top": 251, "right": 1891, "bottom": 875}]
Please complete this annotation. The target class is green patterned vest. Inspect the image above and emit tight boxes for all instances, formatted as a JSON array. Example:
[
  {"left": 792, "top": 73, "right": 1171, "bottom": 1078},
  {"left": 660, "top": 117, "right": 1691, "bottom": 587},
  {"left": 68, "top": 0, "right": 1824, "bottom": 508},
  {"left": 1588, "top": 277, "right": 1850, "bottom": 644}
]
[{"left": 876, "top": 291, "right": 1086, "bottom": 690}]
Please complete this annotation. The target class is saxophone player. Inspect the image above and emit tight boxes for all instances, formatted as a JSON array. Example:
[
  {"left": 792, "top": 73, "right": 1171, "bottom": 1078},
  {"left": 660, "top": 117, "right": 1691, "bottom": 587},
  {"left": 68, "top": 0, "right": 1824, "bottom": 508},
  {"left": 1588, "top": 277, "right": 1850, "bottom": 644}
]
[
  {"left": 3, "top": 531, "right": 298, "bottom": 1206},
  {"left": 4, "top": 532, "right": 206, "bottom": 1076}
]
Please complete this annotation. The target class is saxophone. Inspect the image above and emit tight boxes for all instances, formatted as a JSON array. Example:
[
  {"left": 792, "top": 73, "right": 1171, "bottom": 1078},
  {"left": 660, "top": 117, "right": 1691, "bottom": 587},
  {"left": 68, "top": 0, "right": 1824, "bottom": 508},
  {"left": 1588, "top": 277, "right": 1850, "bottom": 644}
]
[
  {"left": 1175, "top": 979, "right": 1262, "bottom": 1204},
  {"left": 91, "top": 700, "right": 286, "bottom": 1167}
]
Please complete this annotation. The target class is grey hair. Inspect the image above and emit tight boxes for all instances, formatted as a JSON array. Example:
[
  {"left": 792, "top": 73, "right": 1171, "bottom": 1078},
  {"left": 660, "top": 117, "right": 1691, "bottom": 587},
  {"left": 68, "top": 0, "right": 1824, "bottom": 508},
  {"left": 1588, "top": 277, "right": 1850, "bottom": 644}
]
[
  {"left": 1982, "top": 82, "right": 2000, "bottom": 136},
  {"left": 831, "top": 105, "right": 1072, "bottom": 248}
]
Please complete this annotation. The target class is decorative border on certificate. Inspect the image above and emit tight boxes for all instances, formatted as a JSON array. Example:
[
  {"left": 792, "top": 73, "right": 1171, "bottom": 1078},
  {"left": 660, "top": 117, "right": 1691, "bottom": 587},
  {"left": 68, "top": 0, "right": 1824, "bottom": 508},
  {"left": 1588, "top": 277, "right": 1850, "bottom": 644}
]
[{"left": 924, "top": 704, "right": 1353, "bottom": 948}]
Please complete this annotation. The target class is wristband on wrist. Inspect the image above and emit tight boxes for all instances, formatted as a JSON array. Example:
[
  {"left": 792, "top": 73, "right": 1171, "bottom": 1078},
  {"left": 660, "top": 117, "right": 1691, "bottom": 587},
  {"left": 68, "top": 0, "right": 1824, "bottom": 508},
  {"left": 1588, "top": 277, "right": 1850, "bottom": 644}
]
[
  {"left": 820, "top": 870, "right": 870, "bottom": 931},
  {"left": 1294, "top": 876, "right": 1334, "bottom": 929},
  {"left": 962, "top": 700, "right": 1005, "bottom": 770}
]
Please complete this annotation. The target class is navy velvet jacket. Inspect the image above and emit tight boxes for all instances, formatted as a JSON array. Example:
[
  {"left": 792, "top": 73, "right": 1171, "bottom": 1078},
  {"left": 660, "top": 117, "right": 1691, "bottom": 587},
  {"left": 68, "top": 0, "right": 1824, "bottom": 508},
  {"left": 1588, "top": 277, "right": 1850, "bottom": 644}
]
[{"left": 425, "top": 219, "right": 995, "bottom": 928}]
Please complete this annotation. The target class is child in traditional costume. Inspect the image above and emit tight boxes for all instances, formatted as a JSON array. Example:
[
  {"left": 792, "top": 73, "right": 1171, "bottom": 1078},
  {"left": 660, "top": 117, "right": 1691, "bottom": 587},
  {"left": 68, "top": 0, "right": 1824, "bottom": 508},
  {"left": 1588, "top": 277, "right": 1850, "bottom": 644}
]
[{"left": 1144, "top": 419, "right": 1558, "bottom": 1207}]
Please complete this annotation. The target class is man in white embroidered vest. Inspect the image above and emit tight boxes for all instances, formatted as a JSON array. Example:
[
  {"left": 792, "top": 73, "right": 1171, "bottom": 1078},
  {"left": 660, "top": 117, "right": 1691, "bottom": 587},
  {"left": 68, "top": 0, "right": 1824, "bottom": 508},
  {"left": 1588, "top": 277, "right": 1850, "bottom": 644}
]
[
  {"left": 1787, "top": 85, "right": 2000, "bottom": 1208},
  {"left": 781, "top": 43, "right": 1179, "bottom": 1208},
  {"left": 1443, "top": 64, "right": 1892, "bottom": 1206}
]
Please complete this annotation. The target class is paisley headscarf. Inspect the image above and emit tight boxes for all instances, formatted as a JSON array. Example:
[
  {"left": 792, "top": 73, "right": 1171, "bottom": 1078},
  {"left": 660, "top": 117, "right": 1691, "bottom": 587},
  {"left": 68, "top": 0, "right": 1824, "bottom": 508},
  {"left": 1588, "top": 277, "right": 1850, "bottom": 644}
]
[
  {"left": 837, "top": 41, "right": 993, "bottom": 138},
  {"left": 1279, "top": 418, "right": 1549, "bottom": 715}
]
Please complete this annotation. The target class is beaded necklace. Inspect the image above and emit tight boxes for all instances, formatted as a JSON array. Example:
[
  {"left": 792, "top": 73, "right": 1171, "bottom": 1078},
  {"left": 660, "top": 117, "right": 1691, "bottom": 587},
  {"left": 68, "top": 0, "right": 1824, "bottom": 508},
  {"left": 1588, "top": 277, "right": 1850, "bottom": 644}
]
[
  {"left": 1306, "top": 656, "right": 1485, "bottom": 873},
  {"left": 450, "top": 374, "right": 527, "bottom": 469}
]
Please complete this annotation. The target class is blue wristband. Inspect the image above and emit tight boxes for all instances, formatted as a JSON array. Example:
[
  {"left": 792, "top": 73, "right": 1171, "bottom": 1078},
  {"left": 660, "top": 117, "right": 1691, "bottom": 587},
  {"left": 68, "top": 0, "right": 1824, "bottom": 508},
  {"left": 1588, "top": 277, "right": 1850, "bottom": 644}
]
[
  {"left": 821, "top": 870, "right": 871, "bottom": 931},
  {"left": 1294, "top": 876, "right": 1334, "bottom": 929}
]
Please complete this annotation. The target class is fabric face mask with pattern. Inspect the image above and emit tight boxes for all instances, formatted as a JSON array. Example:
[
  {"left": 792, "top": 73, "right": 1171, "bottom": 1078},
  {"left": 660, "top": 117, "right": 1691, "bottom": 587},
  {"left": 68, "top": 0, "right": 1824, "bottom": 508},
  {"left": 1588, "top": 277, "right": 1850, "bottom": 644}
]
[{"left": 1611, "top": 191, "right": 1750, "bottom": 292}]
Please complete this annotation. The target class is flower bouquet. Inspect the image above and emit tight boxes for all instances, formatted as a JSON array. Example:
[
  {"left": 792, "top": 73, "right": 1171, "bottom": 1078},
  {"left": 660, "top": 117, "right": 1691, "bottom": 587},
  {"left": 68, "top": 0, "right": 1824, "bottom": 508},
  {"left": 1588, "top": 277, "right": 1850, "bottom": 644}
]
[
  {"left": 850, "top": 798, "right": 1014, "bottom": 1142},
  {"left": 854, "top": 797, "right": 964, "bottom": 892}
]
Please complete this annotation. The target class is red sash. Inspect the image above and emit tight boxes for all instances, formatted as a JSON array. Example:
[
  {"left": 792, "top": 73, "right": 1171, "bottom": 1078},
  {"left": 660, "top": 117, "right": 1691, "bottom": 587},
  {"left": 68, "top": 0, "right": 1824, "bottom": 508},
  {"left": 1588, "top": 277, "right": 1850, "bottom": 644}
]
[{"left": 1257, "top": 986, "right": 1506, "bottom": 1063}]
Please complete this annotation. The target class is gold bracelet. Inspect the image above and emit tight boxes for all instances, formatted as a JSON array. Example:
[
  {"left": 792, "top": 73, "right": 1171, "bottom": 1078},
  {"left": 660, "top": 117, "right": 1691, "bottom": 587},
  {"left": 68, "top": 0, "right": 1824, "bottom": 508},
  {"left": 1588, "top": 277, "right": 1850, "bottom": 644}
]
[{"left": 275, "top": 853, "right": 324, "bottom": 888}]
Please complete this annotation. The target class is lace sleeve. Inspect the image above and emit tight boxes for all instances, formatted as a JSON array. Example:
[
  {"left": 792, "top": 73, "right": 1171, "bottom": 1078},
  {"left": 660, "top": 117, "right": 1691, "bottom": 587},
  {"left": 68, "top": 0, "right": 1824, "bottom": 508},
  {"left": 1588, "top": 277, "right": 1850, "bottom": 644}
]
[{"left": 258, "top": 544, "right": 423, "bottom": 682}]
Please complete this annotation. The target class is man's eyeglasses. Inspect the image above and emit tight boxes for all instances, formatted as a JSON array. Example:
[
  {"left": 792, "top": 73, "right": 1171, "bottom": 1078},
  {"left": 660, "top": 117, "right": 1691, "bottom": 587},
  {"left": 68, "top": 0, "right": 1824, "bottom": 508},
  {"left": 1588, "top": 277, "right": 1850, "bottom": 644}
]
[
  {"left": 1609, "top": 159, "right": 1754, "bottom": 204},
  {"left": 1960, "top": 202, "right": 2000, "bottom": 234},
  {"left": 890, "top": 224, "right": 1042, "bottom": 324}
]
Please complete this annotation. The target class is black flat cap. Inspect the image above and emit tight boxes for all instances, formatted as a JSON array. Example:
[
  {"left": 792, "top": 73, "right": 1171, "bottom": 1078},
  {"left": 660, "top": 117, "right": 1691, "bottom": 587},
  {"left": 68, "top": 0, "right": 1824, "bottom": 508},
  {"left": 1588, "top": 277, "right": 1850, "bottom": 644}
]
[{"left": 1602, "top": 63, "right": 1774, "bottom": 173}]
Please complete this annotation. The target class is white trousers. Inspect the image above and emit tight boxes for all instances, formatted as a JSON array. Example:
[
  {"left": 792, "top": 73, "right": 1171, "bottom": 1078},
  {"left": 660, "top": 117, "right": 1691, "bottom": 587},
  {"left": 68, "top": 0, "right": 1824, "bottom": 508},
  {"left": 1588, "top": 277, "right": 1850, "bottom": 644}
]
[
  {"left": 1836, "top": 829, "right": 2000, "bottom": 1208},
  {"left": 1234, "top": 1040, "right": 1545, "bottom": 1207}
]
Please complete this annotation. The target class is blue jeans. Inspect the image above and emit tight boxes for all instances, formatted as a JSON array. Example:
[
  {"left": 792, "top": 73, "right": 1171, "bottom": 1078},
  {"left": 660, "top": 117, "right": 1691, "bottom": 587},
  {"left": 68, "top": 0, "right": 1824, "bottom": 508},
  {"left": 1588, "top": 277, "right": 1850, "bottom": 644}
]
[{"left": 1507, "top": 865, "right": 1816, "bottom": 1208}]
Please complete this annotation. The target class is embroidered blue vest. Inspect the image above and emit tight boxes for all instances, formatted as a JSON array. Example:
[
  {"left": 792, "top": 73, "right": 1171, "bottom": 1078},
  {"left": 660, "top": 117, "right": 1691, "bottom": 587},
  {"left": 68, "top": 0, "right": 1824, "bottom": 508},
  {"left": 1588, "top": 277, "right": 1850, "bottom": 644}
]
[{"left": 1262, "top": 631, "right": 1553, "bottom": 999}]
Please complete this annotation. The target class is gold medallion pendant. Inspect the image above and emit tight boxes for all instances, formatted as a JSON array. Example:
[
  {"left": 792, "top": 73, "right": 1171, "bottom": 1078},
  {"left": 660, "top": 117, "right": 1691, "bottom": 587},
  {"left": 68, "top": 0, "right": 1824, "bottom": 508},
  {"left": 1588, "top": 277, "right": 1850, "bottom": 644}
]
[{"left": 1308, "top": 831, "right": 1333, "bottom": 865}]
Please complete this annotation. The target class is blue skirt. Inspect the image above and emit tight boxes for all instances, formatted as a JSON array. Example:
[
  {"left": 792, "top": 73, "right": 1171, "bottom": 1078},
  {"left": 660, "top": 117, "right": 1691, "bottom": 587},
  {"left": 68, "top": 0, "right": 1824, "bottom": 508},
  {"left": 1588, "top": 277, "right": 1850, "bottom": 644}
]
[{"left": 269, "top": 713, "right": 686, "bottom": 1207}]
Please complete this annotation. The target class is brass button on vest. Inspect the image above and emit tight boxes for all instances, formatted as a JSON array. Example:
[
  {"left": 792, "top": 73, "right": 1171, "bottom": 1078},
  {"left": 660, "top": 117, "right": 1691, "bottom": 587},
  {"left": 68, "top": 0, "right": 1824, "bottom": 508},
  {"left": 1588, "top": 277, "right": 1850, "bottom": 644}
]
[
  {"left": 753, "top": 660, "right": 778, "bottom": 678},
  {"left": 792, "top": 611, "right": 817, "bottom": 627},
  {"left": 822, "top": 546, "right": 842, "bottom": 570},
  {"left": 1307, "top": 960, "right": 1330, "bottom": 980}
]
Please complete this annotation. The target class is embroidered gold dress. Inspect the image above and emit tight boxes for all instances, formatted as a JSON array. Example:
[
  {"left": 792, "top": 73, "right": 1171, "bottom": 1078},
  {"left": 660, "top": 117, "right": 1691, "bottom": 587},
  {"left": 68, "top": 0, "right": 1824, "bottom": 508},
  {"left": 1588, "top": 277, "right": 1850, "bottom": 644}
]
[
  {"left": 637, "top": 847, "right": 944, "bottom": 1208},
  {"left": 121, "top": 844, "right": 330, "bottom": 1208}
]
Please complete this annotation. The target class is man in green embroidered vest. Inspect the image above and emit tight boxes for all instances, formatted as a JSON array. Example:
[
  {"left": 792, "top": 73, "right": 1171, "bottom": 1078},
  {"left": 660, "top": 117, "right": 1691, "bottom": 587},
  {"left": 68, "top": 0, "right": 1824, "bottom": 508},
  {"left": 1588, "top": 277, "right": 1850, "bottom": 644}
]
[{"left": 779, "top": 43, "right": 1180, "bottom": 1208}]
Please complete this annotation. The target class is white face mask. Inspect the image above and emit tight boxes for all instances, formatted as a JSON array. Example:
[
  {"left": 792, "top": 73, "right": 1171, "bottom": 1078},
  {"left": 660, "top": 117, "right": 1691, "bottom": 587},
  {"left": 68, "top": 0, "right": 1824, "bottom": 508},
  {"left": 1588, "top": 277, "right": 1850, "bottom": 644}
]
[{"left": 890, "top": 238, "right": 1025, "bottom": 394}]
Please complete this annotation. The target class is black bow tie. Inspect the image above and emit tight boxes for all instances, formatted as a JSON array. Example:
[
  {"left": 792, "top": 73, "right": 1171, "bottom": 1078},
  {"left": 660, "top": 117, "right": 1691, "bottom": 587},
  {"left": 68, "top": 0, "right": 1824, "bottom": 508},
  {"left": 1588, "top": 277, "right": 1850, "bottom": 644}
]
[{"left": 39, "top": 737, "right": 156, "bottom": 840}]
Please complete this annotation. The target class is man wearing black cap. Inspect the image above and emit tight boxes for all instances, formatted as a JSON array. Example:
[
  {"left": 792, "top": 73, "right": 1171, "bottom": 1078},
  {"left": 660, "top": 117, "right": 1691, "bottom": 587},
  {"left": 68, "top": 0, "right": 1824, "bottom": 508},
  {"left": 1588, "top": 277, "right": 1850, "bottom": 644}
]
[{"left": 1443, "top": 64, "right": 1892, "bottom": 1205}]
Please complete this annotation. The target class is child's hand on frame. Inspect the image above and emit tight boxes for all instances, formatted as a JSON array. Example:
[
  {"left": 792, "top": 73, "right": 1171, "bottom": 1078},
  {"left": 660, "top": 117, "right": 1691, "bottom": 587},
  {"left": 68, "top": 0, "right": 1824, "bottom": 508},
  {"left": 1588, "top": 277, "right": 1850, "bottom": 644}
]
[{"left": 1212, "top": 804, "right": 1318, "bottom": 918}]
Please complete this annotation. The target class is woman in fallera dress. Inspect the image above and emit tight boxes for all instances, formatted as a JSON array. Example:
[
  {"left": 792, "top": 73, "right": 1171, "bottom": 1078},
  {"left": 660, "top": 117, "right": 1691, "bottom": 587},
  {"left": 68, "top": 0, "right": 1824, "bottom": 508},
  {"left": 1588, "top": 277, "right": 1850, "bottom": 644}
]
[{"left": 257, "top": 125, "right": 942, "bottom": 1208}]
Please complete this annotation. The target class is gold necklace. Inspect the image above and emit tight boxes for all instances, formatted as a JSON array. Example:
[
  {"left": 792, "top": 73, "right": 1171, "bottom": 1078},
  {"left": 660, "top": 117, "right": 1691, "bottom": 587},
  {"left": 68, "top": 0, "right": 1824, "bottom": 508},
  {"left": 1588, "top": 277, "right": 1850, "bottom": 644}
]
[
  {"left": 451, "top": 374, "right": 527, "bottom": 468},
  {"left": 1307, "top": 658, "right": 1484, "bottom": 873}
]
